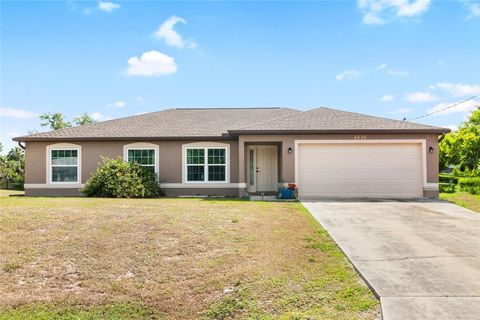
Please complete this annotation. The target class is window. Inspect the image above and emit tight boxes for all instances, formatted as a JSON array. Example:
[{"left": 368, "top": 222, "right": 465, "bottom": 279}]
[
  {"left": 50, "top": 149, "right": 78, "bottom": 182},
  {"left": 127, "top": 149, "right": 156, "bottom": 174},
  {"left": 186, "top": 147, "right": 227, "bottom": 182}
]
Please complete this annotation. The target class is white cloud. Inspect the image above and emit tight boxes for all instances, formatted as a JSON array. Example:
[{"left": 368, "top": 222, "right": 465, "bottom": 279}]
[
  {"left": 0, "top": 107, "right": 36, "bottom": 119},
  {"left": 125, "top": 51, "right": 177, "bottom": 77},
  {"left": 107, "top": 101, "right": 126, "bottom": 108},
  {"left": 98, "top": 1, "right": 120, "bottom": 12},
  {"left": 467, "top": 3, "right": 480, "bottom": 18},
  {"left": 375, "top": 63, "right": 409, "bottom": 76},
  {"left": 357, "top": 0, "right": 431, "bottom": 25},
  {"left": 386, "top": 69, "right": 409, "bottom": 76},
  {"left": 392, "top": 108, "right": 412, "bottom": 114},
  {"left": 363, "top": 12, "right": 385, "bottom": 24},
  {"left": 434, "top": 82, "right": 480, "bottom": 97},
  {"left": 376, "top": 63, "right": 409, "bottom": 76},
  {"left": 336, "top": 69, "right": 360, "bottom": 81},
  {"left": 7, "top": 132, "right": 20, "bottom": 138},
  {"left": 405, "top": 91, "right": 438, "bottom": 102},
  {"left": 90, "top": 112, "right": 112, "bottom": 121},
  {"left": 381, "top": 94, "right": 394, "bottom": 102},
  {"left": 154, "top": 16, "right": 197, "bottom": 49},
  {"left": 428, "top": 100, "right": 479, "bottom": 116}
]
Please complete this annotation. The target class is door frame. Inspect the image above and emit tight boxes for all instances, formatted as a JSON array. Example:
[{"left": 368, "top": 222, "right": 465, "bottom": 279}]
[{"left": 247, "top": 145, "right": 278, "bottom": 193}]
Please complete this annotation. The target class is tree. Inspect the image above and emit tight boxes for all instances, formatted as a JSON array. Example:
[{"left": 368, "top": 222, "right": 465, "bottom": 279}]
[
  {"left": 40, "top": 112, "right": 72, "bottom": 130},
  {"left": 73, "top": 113, "right": 97, "bottom": 126},
  {"left": 0, "top": 146, "right": 25, "bottom": 189},
  {"left": 440, "top": 106, "right": 480, "bottom": 176}
]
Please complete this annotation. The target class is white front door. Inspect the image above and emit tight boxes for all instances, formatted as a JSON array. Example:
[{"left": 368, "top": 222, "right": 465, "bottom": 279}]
[{"left": 252, "top": 146, "right": 277, "bottom": 192}]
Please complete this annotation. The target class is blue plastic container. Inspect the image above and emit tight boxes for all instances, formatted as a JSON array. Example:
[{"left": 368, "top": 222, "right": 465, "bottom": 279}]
[{"left": 280, "top": 189, "right": 293, "bottom": 199}]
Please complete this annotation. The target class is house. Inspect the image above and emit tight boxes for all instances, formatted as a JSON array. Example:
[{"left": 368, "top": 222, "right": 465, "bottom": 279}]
[{"left": 13, "top": 107, "right": 450, "bottom": 198}]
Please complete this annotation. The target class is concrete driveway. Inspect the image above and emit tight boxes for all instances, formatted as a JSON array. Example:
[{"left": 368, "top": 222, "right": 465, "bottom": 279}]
[{"left": 302, "top": 200, "right": 480, "bottom": 320}]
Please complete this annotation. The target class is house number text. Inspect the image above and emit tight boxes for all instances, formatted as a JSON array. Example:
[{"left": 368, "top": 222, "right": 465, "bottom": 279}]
[{"left": 353, "top": 135, "right": 367, "bottom": 140}]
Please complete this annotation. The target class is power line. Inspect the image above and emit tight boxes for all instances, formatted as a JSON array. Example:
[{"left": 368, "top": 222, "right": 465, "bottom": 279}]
[{"left": 406, "top": 92, "right": 480, "bottom": 121}]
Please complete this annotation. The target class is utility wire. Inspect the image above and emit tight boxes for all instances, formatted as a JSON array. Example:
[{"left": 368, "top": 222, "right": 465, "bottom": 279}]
[{"left": 406, "top": 92, "right": 480, "bottom": 121}]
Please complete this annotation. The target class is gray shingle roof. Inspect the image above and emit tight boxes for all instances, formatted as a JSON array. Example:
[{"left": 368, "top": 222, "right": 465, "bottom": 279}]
[
  {"left": 13, "top": 107, "right": 449, "bottom": 142},
  {"left": 13, "top": 108, "right": 300, "bottom": 141},
  {"left": 229, "top": 107, "right": 449, "bottom": 134}
]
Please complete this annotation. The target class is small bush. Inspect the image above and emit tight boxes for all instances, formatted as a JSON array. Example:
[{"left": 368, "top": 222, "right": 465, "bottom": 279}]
[
  {"left": 81, "top": 157, "right": 164, "bottom": 198},
  {"left": 439, "top": 174, "right": 458, "bottom": 185},
  {"left": 458, "top": 177, "right": 480, "bottom": 195},
  {"left": 452, "top": 167, "right": 480, "bottom": 178},
  {"left": 439, "top": 183, "right": 455, "bottom": 193}
]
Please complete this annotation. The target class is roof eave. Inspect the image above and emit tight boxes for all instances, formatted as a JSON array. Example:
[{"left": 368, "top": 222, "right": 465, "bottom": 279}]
[
  {"left": 228, "top": 128, "right": 451, "bottom": 135},
  {"left": 12, "top": 135, "right": 235, "bottom": 142}
]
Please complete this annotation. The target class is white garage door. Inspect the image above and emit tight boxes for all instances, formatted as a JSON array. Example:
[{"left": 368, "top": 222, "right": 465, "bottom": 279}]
[{"left": 297, "top": 143, "right": 423, "bottom": 198}]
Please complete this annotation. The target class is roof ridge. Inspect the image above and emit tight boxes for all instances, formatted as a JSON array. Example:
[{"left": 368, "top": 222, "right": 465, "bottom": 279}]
[
  {"left": 174, "top": 107, "right": 286, "bottom": 110},
  {"left": 232, "top": 108, "right": 308, "bottom": 131},
  {"left": 232, "top": 107, "right": 329, "bottom": 131}
]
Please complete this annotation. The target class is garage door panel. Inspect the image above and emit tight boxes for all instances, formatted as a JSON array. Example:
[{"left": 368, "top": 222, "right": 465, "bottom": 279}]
[
  {"left": 300, "top": 187, "right": 421, "bottom": 198},
  {"left": 300, "top": 158, "right": 419, "bottom": 168},
  {"left": 298, "top": 143, "right": 423, "bottom": 198}
]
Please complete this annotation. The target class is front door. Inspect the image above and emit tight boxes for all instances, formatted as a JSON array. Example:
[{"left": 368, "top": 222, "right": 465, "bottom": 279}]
[{"left": 248, "top": 146, "right": 277, "bottom": 192}]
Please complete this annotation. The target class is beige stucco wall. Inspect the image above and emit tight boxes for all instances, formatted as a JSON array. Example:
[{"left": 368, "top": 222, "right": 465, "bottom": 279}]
[
  {"left": 24, "top": 133, "right": 440, "bottom": 198},
  {"left": 25, "top": 140, "right": 239, "bottom": 185},
  {"left": 238, "top": 133, "right": 440, "bottom": 197}
]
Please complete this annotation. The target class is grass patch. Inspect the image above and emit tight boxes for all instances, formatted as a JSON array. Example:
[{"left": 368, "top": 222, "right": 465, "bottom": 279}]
[
  {"left": 0, "top": 189, "right": 24, "bottom": 197},
  {"left": 440, "top": 192, "right": 480, "bottom": 212},
  {"left": 2, "top": 261, "right": 21, "bottom": 273},
  {"left": 0, "top": 303, "right": 157, "bottom": 320},
  {"left": 0, "top": 197, "right": 378, "bottom": 319}
]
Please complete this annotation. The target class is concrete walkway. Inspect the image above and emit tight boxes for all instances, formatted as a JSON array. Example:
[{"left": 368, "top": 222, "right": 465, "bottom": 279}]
[{"left": 302, "top": 199, "right": 480, "bottom": 320}]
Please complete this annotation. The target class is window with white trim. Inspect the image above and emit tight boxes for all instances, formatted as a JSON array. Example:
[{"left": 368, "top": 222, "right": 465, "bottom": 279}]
[
  {"left": 127, "top": 149, "right": 156, "bottom": 174},
  {"left": 186, "top": 147, "right": 227, "bottom": 182},
  {"left": 50, "top": 149, "right": 79, "bottom": 182}
]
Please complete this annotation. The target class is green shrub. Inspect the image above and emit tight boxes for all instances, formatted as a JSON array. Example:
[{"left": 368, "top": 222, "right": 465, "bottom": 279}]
[
  {"left": 81, "top": 157, "right": 164, "bottom": 198},
  {"left": 458, "top": 177, "right": 480, "bottom": 195},
  {"left": 452, "top": 167, "right": 480, "bottom": 178},
  {"left": 439, "top": 174, "right": 458, "bottom": 185},
  {"left": 439, "top": 183, "right": 456, "bottom": 193}
]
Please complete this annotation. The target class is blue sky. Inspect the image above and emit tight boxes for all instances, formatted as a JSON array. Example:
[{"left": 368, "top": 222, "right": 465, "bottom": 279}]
[{"left": 1, "top": 0, "right": 479, "bottom": 152}]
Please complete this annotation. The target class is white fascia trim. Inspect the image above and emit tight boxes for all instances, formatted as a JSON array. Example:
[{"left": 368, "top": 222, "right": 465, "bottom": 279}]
[
  {"left": 25, "top": 183, "right": 85, "bottom": 189},
  {"left": 294, "top": 139, "right": 430, "bottom": 189},
  {"left": 182, "top": 142, "right": 231, "bottom": 184},
  {"left": 46, "top": 143, "right": 82, "bottom": 184},
  {"left": 160, "top": 183, "right": 246, "bottom": 189},
  {"left": 424, "top": 183, "right": 439, "bottom": 190},
  {"left": 123, "top": 142, "right": 160, "bottom": 175}
]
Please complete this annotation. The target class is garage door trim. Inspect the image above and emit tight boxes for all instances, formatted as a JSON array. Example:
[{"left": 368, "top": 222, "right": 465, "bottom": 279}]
[{"left": 294, "top": 139, "right": 434, "bottom": 194}]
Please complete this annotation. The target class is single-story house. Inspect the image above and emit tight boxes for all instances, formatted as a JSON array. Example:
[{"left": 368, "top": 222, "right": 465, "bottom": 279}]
[{"left": 13, "top": 107, "right": 450, "bottom": 198}]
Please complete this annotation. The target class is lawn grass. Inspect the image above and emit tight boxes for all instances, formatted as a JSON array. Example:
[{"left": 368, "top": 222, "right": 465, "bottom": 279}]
[
  {"left": 0, "top": 197, "right": 379, "bottom": 319},
  {"left": 440, "top": 192, "right": 480, "bottom": 213},
  {"left": 0, "top": 189, "right": 24, "bottom": 197}
]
